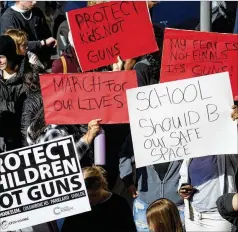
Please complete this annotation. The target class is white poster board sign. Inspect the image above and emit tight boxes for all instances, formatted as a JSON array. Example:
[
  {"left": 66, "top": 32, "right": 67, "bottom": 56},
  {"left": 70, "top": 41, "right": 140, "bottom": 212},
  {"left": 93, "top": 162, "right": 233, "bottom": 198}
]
[
  {"left": 126, "top": 72, "right": 237, "bottom": 168},
  {"left": 0, "top": 136, "right": 91, "bottom": 231}
]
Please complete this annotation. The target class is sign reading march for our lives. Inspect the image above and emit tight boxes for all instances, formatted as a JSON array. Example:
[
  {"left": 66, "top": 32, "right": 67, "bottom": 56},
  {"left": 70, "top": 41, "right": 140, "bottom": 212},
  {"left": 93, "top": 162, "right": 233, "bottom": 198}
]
[
  {"left": 160, "top": 28, "right": 238, "bottom": 98},
  {"left": 67, "top": 1, "right": 158, "bottom": 72},
  {"left": 40, "top": 71, "right": 137, "bottom": 125},
  {"left": 0, "top": 136, "right": 90, "bottom": 231},
  {"left": 126, "top": 72, "right": 237, "bottom": 168}
]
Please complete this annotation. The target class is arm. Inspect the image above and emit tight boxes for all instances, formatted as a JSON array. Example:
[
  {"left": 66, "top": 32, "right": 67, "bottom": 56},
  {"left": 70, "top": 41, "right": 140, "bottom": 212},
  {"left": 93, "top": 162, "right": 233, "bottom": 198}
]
[
  {"left": 178, "top": 158, "right": 190, "bottom": 192},
  {"left": 216, "top": 193, "right": 238, "bottom": 226}
]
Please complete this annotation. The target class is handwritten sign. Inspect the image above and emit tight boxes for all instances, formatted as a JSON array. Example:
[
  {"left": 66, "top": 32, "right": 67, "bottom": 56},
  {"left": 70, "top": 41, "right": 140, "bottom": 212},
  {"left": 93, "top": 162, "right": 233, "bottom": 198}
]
[
  {"left": 0, "top": 136, "right": 90, "bottom": 231},
  {"left": 40, "top": 71, "right": 137, "bottom": 125},
  {"left": 127, "top": 72, "right": 237, "bottom": 168},
  {"left": 67, "top": 1, "right": 158, "bottom": 71},
  {"left": 160, "top": 28, "right": 238, "bottom": 98}
]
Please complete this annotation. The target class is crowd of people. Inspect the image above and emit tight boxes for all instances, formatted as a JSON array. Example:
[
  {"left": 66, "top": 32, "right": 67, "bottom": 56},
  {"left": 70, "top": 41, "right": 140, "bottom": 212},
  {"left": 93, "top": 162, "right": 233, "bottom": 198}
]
[{"left": 0, "top": 1, "right": 238, "bottom": 232}]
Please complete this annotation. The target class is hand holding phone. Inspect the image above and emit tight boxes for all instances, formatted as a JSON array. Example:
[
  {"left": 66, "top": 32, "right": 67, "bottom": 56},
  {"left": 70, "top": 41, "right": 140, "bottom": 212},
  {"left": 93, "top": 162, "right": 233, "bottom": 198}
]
[{"left": 179, "top": 184, "right": 196, "bottom": 199}]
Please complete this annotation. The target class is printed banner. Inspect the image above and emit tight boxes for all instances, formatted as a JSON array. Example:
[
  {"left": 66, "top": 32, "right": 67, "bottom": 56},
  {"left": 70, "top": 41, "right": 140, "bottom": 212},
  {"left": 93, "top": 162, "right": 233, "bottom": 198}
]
[
  {"left": 127, "top": 72, "right": 237, "bottom": 168},
  {"left": 67, "top": 1, "right": 158, "bottom": 71},
  {"left": 160, "top": 28, "right": 238, "bottom": 98},
  {"left": 40, "top": 71, "right": 137, "bottom": 124},
  {"left": 0, "top": 136, "right": 90, "bottom": 231}
]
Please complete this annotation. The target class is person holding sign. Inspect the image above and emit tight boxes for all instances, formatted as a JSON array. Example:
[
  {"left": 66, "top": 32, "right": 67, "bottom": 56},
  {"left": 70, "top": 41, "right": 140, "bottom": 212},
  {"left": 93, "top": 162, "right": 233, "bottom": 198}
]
[
  {"left": 26, "top": 108, "right": 101, "bottom": 166},
  {"left": 119, "top": 133, "right": 184, "bottom": 232},
  {"left": 178, "top": 105, "right": 238, "bottom": 231},
  {"left": 62, "top": 166, "right": 137, "bottom": 232}
]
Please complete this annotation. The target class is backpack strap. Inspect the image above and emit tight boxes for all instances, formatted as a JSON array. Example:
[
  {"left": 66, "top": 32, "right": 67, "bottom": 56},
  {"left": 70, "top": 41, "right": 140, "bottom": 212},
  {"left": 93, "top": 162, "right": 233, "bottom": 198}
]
[{"left": 60, "top": 56, "right": 67, "bottom": 74}]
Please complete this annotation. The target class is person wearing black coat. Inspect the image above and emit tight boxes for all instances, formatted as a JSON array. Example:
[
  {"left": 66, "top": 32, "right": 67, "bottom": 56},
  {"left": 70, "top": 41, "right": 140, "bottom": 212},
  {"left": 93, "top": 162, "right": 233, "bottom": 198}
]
[
  {"left": 0, "top": 35, "right": 26, "bottom": 152},
  {"left": 217, "top": 193, "right": 238, "bottom": 232}
]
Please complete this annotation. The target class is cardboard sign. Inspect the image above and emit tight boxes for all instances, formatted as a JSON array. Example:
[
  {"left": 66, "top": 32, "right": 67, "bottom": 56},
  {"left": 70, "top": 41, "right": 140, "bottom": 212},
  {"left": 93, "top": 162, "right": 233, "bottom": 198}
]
[
  {"left": 67, "top": 1, "right": 158, "bottom": 71},
  {"left": 40, "top": 71, "right": 137, "bottom": 125},
  {"left": 160, "top": 28, "right": 238, "bottom": 98},
  {"left": 0, "top": 136, "right": 90, "bottom": 231},
  {"left": 127, "top": 72, "right": 237, "bottom": 168}
]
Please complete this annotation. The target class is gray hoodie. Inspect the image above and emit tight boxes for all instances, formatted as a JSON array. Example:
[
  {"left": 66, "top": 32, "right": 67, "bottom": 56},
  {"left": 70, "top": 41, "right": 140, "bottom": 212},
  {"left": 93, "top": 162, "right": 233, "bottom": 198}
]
[{"left": 119, "top": 134, "right": 183, "bottom": 205}]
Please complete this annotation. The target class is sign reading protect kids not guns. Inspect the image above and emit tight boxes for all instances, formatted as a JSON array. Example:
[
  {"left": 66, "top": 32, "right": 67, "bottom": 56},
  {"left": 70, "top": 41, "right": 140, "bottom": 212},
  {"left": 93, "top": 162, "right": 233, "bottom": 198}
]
[
  {"left": 40, "top": 71, "right": 137, "bottom": 125},
  {"left": 67, "top": 1, "right": 158, "bottom": 72},
  {"left": 160, "top": 28, "right": 238, "bottom": 98},
  {"left": 0, "top": 136, "right": 91, "bottom": 231},
  {"left": 126, "top": 72, "right": 237, "bottom": 168}
]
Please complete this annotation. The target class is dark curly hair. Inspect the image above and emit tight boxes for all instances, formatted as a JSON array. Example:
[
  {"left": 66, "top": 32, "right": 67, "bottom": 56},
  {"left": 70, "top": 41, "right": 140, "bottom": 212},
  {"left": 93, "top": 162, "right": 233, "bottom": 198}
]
[{"left": 144, "top": 24, "right": 164, "bottom": 82}]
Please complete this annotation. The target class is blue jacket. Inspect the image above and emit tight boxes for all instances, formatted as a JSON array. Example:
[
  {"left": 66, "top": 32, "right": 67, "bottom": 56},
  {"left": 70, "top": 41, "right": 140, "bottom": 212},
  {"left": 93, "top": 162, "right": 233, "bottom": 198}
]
[{"left": 119, "top": 134, "right": 183, "bottom": 206}]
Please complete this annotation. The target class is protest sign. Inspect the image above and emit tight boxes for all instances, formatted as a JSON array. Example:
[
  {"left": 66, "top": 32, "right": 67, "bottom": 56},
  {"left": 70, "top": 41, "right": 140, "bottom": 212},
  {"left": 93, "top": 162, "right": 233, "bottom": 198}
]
[
  {"left": 40, "top": 71, "right": 137, "bottom": 124},
  {"left": 127, "top": 72, "right": 237, "bottom": 168},
  {"left": 67, "top": 1, "right": 158, "bottom": 71},
  {"left": 0, "top": 136, "right": 90, "bottom": 231},
  {"left": 160, "top": 28, "right": 238, "bottom": 98}
]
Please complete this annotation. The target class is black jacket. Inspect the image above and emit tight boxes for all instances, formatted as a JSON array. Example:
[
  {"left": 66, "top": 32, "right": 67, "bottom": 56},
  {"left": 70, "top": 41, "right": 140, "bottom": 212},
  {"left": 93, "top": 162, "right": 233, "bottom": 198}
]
[
  {"left": 217, "top": 193, "right": 238, "bottom": 232},
  {"left": 0, "top": 7, "right": 53, "bottom": 66},
  {"left": 0, "top": 66, "right": 26, "bottom": 152},
  {"left": 21, "top": 90, "right": 42, "bottom": 147}
]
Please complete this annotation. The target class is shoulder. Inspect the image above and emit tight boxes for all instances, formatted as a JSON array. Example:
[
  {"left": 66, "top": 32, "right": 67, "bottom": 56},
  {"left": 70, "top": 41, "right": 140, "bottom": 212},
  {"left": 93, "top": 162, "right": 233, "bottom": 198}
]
[
  {"left": 52, "top": 58, "right": 63, "bottom": 73},
  {"left": 37, "top": 125, "right": 69, "bottom": 143},
  {"left": 1, "top": 7, "right": 15, "bottom": 19},
  {"left": 110, "top": 193, "right": 128, "bottom": 205}
]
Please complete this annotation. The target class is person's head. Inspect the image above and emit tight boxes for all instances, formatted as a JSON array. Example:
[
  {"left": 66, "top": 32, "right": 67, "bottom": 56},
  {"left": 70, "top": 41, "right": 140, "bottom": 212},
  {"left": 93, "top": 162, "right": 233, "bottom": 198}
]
[
  {"left": 16, "top": 1, "right": 36, "bottom": 11},
  {"left": 83, "top": 166, "right": 108, "bottom": 205},
  {"left": 4, "top": 29, "right": 28, "bottom": 55},
  {"left": 23, "top": 64, "right": 40, "bottom": 91},
  {"left": 87, "top": 1, "right": 107, "bottom": 6},
  {"left": 146, "top": 198, "right": 183, "bottom": 232},
  {"left": 147, "top": 1, "right": 159, "bottom": 9},
  {"left": 0, "top": 35, "right": 18, "bottom": 71}
]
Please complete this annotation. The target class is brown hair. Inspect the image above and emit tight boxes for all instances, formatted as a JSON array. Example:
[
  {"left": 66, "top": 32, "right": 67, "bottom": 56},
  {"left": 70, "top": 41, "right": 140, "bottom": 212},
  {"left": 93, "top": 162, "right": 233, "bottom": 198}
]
[
  {"left": 83, "top": 166, "right": 108, "bottom": 191},
  {"left": 4, "top": 29, "right": 28, "bottom": 54},
  {"left": 87, "top": 1, "right": 107, "bottom": 6},
  {"left": 146, "top": 198, "right": 183, "bottom": 232}
]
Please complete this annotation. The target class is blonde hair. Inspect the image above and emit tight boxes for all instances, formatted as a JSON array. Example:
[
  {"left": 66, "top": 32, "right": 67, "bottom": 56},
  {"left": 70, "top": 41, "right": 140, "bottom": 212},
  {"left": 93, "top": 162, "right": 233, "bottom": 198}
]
[
  {"left": 87, "top": 1, "right": 107, "bottom": 6},
  {"left": 4, "top": 29, "right": 28, "bottom": 54},
  {"left": 146, "top": 198, "right": 183, "bottom": 232},
  {"left": 83, "top": 166, "right": 108, "bottom": 191}
]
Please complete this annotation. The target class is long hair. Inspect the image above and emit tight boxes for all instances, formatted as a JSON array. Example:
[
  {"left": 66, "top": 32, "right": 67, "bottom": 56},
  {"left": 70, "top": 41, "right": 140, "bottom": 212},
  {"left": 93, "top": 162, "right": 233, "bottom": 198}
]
[
  {"left": 146, "top": 198, "right": 183, "bottom": 232},
  {"left": 4, "top": 29, "right": 28, "bottom": 55}
]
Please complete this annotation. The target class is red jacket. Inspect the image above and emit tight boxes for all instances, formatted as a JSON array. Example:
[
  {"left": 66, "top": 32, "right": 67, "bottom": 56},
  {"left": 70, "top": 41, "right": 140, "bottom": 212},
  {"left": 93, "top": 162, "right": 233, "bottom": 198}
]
[{"left": 52, "top": 47, "right": 81, "bottom": 73}]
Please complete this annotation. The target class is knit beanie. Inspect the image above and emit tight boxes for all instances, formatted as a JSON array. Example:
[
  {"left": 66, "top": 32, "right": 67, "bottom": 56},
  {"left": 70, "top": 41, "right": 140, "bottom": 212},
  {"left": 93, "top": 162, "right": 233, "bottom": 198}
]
[{"left": 0, "top": 35, "right": 17, "bottom": 63}]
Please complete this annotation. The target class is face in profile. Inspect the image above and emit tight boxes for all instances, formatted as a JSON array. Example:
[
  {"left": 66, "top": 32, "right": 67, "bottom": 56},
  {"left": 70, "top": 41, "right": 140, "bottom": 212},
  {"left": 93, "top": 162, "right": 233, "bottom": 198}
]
[
  {"left": 19, "top": 41, "right": 28, "bottom": 55},
  {"left": 0, "top": 55, "right": 7, "bottom": 70}
]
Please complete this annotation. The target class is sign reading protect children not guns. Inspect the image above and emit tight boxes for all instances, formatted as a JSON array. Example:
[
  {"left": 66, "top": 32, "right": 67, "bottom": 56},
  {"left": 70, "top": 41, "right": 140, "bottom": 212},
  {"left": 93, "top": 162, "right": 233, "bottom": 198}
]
[{"left": 0, "top": 136, "right": 91, "bottom": 231}]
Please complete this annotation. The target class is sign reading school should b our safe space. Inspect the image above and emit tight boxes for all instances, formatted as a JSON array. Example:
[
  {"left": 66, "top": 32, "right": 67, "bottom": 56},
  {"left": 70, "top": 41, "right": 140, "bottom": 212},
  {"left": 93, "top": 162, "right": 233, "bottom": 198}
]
[
  {"left": 67, "top": 1, "right": 158, "bottom": 71},
  {"left": 160, "top": 28, "right": 238, "bottom": 98},
  {"left": 0, "top": 136, "right": 90, "bottom": 231},
  {"left": 126, "top": 72, "right": 237, "bottom": 168}
]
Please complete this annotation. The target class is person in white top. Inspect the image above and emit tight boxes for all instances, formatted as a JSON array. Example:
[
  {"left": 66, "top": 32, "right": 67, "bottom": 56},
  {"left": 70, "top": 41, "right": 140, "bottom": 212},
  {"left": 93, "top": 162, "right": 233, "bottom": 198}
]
[{"left": 178, "top": 105, "right": 238, "bottom": 231}]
